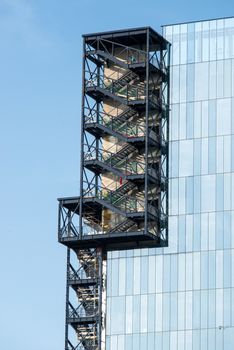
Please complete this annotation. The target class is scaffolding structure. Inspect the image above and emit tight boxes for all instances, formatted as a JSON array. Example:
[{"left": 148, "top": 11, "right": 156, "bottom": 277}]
[{"left": 58, "top": 27, "right": 170, "bottom": 350}]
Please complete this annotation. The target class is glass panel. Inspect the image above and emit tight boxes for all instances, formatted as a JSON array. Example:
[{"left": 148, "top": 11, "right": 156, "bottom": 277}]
[
  {"left": 180, "top": 24, "right": 188, "bottom": 64},
  {"left": 187, "top": 23, "right": 195, "bottom": 63},
  {"left": 186, "top": 215, "right": 193, "bottom": 252},
  {"left": 224, "top": 212, "right": 231, "bottom": 249},
  {"left": 186, "top": 177, "right": 194, "bottom": 214},
  {"left": 201, "top": 251, "right": 208, "bottom": 289},
  {"left": 140, "top": 257, "right": 148, "bottom": 294},
  {"left": 178, "top": 215, "right": 186, "bottom": 252},
  {"left": 195, "top": 62, "right": 209, "bottom": 100},
  {"left": 180, "top": 65, "right": 187, "bottom": 102},
  {"left": 170, "top": 293, "right": 178, "bottom": 330},
  {"left": 111, "top": 259, "right": 119, "bottom": 296},
  {"left": 202, "top": 21, "right": 210, "bottom": 61},
  {"left": 170, "top": 255, "right": 178, "bottom": 292},
  {"left": 147, "top": 333, "right": 154, "bottom": 350},
  {"left": 170, "top": 331, "right": 177, "bottom": 350},
  {"left": 195, "top": 22, "right": 202, "bottom": 62},
  {"left": 110, "top": 336, "right": 118, "bottom": 350},
  {"left": 171, "top": 104, "right": 179, "bottom": 141},
  {"left": 193, "top": 252, "right": 200, "bottom": 290},
  {"left": 179, "top": 140, "right": 194, "bottom": 176},
  {"left": 194, "top": 140, "right": 201, "bottom": 176},
  {"left": 140, "top": 334, "right": 147, "bottom": 350},
  {"left": 173, "top": 25, "right": 180, "bottom": 65},
  {"left": 119, "top": 258, "right": 126, "bottom": 296},
  {"left": 147, "top": 294, "right": 155, "bottom": 332},
  {"left": 132, "top": 295, "right": 140, "bottom": 333},
  {"left": 178, "top": 253, "right": 186, "bottom": 291},
  {"left": 155, "top": 255, "right": 163, "bottom": 293},
  {"left": 201, "top": 175, "right": 216, "bottom": 212},
  {"left": 110, "top": 297, "right": 125, "bottom": 334},
  {"left": 155, "top": 293, "right": 163, "bottom": 331},
  {"left": 208, "top": 290, "right": 216, "bottom": 328},
  {"left": 201, "top": 329, "right": 208, "bottom": 350},
  {"left": 208, "top": 251, "right": 216, "bottom": 289},
  {"left": 224, "top": 138, "right": 231, "bottom": 174},
  {"left": 126, "top": 257, "right": 133, "bottom": 295},
  {"left": 201, "top": 290, "right": 208, "bottom": 329},
  {"left": 209, "top": 61, "right": 217, "bottom": 99},
  {"left": 117, "top": 335, "right": 124, "bottom": 350},
  {"left": 178, "top": 292, "right": 185, "bottom": 330},
  {"left": 140, "top": 295, "right": 148, "bottom": 333},
  {"left": 185, "top": 291, "right": 193, "bottom": 329},
  {"left": 177, "top": 331, "right": 185, "bottom": 350},
  {"left": 163, "top": 255, "right": 171, "bottom": 292},
  {"left": 210, "top": 20, "right": 217, "bottom": 61},
  {"left": 132, "top": 334, "right": 140, "bottom": 350},
  {"left": 224, "top": 288, "right": 231, "bottom": 327},
  {"left": 216, "top": 289, "right": 224, "bottom": 328},
  {"left": 179, "top": 178, "right": 186, "bottom": 215},
  {"left": 125, "top": 296, "right": 133, "bottom": 334},
  {"left": 125, "top": 335, "right": 132, "bottom": 350},
  {"left": 208, "top": 328, "right": 216, "bottom": 350},
  {"left": 133, "top": 257, "right": 140, "bottom": 295},
  {"left": 217, "top": 98, "right": 231, "bottom": 136},
  {"left": 148, "top": 256, "right": 156, "bottom": 293}
]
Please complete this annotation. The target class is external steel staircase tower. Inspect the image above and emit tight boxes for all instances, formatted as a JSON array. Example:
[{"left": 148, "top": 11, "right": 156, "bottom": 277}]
[{"left": 58, "top": 27, "right": 170, "bottom": 350}]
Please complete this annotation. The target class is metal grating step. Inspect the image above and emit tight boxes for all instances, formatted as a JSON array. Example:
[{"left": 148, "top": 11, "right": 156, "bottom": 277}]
[{"left": 107, "top": 218, "right": 136, "bottom": 234}]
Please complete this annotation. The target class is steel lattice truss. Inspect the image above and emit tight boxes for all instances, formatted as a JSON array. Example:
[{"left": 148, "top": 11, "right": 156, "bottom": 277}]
[{"left": 57, "top": 27, "right": 170, "bottom": 350}]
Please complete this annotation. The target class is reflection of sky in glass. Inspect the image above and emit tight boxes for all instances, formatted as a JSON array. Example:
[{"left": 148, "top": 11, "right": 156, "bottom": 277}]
[{"left": 106, "top": 18, "right": 234, "bottom": 350}]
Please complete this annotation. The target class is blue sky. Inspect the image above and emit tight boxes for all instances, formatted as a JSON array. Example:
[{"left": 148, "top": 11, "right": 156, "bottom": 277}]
[{"left": 0, "top": 0, "right": 233, "bottom": 348}]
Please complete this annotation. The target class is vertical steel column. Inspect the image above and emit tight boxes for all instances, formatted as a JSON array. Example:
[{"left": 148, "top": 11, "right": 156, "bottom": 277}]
[
  {"left": 64, "top": 248, "right": 70, "bottom": 350},
  {"left": 95, "top": 56, "right": 101, "bottom": 197},
  {"left": 79, "top": 37, "right": 86, "bottom": 239},
  {"left": 97, "top": 248, "right": 103, "bottom": 350},
  {"left": 58, "top": 202, "right": 61, "bottom": 241},
  {"left": 144, "top": 29, "right": 150, "bottom": 235},
  {"left": 165, "top": 42, "right": 171, "bottom": 243}
]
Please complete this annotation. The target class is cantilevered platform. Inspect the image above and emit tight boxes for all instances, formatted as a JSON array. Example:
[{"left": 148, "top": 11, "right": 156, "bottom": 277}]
[
  {"left": 59, "top": 229, "right": 164, "bottom": 251},
  {"left": 58, "top": 196, "right": 166, "bottom": 251},
  {"left": 83, "top": 26, "right": 170, "bottom": 51}
]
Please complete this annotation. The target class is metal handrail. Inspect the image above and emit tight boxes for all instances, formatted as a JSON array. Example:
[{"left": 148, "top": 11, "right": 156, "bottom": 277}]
[
  {"left": 84, "top": 146, "right": 145, "bottom": 175},
  {"left": 87, "top": 38, "right": 147, "bottom": 65},
  {"left": 84, "top": 107, "right": 167, "bottom": 146},
  {"left": 84, "top": 146, "right": 165, "bottom": 184},
  {"left": 84, "top": 108, "right": 145, "bottom": 138},
  {"left": 85, "top": 71, "right": 146, "bottom": 101},
  {"left": 68, "top": 303, "right": 98, "bottom": 319},
  {"left": 85, "top": 71, "right": 165, "bottom": 108},
  {"left": 86, "top": 38, "right": 166, "bottom": 73},
  {"left": 97, "top": 189, "right": 145, "bottom": 213},
  {"left": 68, "top": 267, "right": 97, "bottom": 281}
]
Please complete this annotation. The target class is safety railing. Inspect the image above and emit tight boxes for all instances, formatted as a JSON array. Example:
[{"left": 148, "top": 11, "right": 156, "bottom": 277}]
[
  {"left": 85, "top": 71, "right": 146, "bottom": 102},
  {"left": 84, "top": 147, "right": 145, "bottom": 175},
  {"left": 84, "top": 146, "right": 165, "bottom": 183},
  {"left": 85, "top": 71, "right": 165, "bottom": 108},
  {"left": 68, "top": 302, "right": 98, "bottom": 320},
  {"left": 87, "top": 39, "right": 147, "bottom": 64},
  {"left": 86, "top": 38, "right": 166, "bottom": 73},
  {"left": 68, "top": 264, "right": 98, "bottom": 281},
  {"left": 97, "top": 190, "right": 145, "bottom": 213},
  {"left": 59, "top": 221, "right": 79, "bottom": 239},
  {"left": 84, "top": 108, "right": 145, "bottom": 138}
]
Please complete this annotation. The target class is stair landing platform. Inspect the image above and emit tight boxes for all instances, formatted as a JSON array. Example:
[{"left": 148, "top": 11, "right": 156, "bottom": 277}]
[{"left": 59, "top": 229, "right": 164, "bottom": 251}]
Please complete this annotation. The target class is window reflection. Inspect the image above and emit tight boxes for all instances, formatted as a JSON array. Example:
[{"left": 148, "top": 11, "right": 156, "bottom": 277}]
[{"left": 105, "top": 18, "right": 234, "bottom": 350}]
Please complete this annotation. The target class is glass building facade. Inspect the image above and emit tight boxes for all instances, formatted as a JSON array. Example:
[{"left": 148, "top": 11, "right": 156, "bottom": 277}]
[{"left": 105, "top": 17, "right": 234, "bottom": 350}]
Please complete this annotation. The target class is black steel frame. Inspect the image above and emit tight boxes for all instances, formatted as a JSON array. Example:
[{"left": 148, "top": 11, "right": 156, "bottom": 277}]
[{"left": 58, "top": 27, "right": 170, "bottom": 350}]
